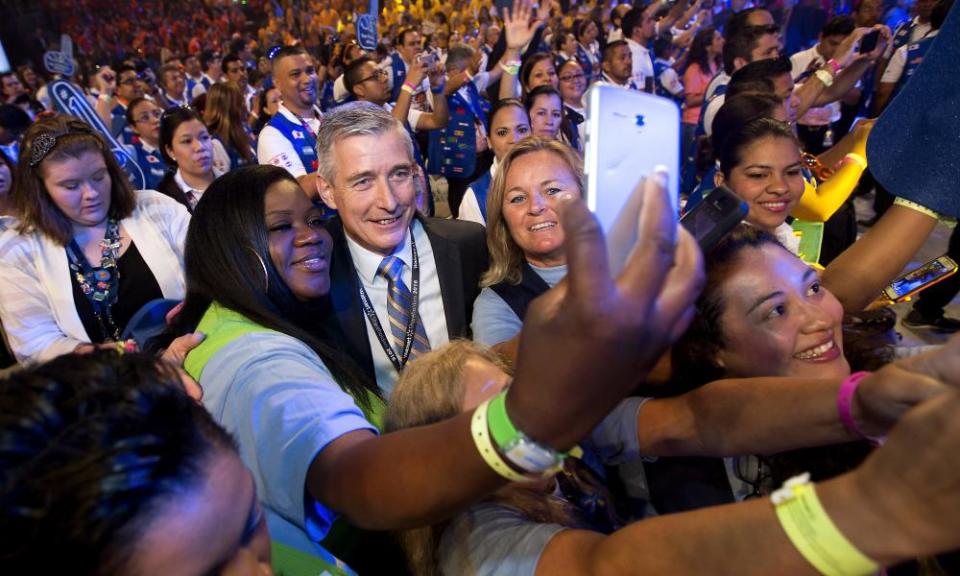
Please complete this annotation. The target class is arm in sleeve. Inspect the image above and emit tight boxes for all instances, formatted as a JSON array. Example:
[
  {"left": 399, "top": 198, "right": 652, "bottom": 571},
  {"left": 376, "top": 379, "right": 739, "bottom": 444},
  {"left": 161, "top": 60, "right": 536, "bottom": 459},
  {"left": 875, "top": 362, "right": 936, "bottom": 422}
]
[{"left": 471, "top": 287, "right": 524, "bottom": 346}]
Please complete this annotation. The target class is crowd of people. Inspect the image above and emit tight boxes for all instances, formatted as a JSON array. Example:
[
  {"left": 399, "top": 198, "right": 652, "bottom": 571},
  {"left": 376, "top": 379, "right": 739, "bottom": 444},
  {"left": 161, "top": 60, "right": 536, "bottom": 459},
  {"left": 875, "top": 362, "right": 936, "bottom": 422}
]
[{"left": 2, "top": 0, "right": 960, "bottom": 574}]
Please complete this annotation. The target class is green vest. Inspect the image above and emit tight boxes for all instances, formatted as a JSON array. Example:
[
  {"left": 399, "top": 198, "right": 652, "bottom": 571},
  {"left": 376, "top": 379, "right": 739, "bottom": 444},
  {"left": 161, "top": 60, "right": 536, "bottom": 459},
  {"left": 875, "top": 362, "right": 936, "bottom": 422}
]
[{"left": 184, "top": 302, "right": 386, "bottom": 575}]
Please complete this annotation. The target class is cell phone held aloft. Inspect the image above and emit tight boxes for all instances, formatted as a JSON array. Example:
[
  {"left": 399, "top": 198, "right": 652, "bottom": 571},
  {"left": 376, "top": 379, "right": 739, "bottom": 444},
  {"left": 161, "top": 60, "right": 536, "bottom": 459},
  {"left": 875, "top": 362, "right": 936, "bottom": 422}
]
[
  {"left": 882, "top": 255, "right": 958, "bottom": 303},
  {"left": 583, "top": 85, "right": 681, "bottom": 233},
  {"left": 860, "top": 29, "right": 881, "bottom": 53},
  {"left": 680, "top": 186, "right": 749, "bottom": 254}
]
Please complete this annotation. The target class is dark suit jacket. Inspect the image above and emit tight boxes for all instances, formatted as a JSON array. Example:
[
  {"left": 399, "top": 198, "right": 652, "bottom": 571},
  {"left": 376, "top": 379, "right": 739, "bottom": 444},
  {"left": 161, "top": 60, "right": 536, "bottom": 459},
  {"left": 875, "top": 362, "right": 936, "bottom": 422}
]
[{"left": 325, "top": 215, "right": 489, "bottom": 382}]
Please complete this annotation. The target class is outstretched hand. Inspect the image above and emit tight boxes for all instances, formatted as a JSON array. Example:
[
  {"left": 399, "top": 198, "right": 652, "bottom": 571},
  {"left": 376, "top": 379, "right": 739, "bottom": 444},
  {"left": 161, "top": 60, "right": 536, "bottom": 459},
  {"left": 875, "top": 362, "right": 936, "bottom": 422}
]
[
  {"left": 503, "top": 0, "right": 542, "bottom": 52},
  {"left": 507, "top": 177, "right": 704, "bottom": 450}
]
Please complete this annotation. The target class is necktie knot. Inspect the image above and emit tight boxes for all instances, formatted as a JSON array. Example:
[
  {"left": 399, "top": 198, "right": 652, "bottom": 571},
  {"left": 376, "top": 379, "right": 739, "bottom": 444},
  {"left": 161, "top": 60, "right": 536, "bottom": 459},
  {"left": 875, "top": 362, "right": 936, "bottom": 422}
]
[{"left": 378, "top": 256, "right": 405, "bottom": 283}]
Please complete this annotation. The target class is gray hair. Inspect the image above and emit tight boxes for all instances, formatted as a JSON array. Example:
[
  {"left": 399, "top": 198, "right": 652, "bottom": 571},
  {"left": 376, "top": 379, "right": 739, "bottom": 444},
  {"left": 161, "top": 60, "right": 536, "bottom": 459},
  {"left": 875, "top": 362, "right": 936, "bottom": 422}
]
[
  {"left": 315, "top": 101, "right": 415, "bottom": 184},
  {"left": 445, "top": 45, "right": 475, "bottom": 72}
]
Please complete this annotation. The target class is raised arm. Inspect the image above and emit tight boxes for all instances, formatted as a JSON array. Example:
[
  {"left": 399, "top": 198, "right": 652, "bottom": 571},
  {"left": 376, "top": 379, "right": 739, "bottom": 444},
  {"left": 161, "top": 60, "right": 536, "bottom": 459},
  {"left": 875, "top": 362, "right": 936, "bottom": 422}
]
[{"left": 307, "top": 176, "right": 704, "bottom": 530}]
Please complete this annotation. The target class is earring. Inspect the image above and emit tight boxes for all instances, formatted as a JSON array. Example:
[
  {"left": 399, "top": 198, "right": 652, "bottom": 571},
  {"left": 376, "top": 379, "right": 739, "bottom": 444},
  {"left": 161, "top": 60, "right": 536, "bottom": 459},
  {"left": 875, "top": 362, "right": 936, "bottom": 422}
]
[{"left": 245, "top": 247, "right": 269, "bottom": 292}]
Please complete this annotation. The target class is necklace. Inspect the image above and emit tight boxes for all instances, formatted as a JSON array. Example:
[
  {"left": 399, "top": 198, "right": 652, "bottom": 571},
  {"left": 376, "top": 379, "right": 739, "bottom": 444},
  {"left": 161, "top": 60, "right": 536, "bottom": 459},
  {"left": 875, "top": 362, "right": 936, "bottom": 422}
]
[{"left": 66, "top": 218, "right": 123, "bottom": 341}]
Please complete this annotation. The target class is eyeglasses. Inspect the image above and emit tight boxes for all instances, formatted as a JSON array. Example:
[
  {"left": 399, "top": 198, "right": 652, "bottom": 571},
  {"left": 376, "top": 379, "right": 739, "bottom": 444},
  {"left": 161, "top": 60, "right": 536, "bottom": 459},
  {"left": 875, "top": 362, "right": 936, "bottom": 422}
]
[
  {"left": 751, "top": 24, "right": 781, "bottom": 36},
  {"left": 560, "top": 73, "right": 586, "bottom": 82},
  {"left": 134, "top": 109, "right": 163, "bottom": 123},
  {"left": 357, "top": 68, "right": 388, "bottom": 84},
  {"left": 119, "top": 77, "right": 139, "bottom": 86}
]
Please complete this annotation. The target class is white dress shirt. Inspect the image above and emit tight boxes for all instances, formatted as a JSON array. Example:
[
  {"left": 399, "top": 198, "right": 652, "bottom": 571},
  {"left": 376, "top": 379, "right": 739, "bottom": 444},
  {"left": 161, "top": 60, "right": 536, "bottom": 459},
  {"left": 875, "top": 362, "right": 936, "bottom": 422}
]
[
  {"left": 257, "top": 103, "right": 323, "bottom": 178},
  {"left": 345, "top": 219, "right": 448, "bottom": 395},
  {"left": 626, "top": 38, "right": 655, "bottom": 91}
]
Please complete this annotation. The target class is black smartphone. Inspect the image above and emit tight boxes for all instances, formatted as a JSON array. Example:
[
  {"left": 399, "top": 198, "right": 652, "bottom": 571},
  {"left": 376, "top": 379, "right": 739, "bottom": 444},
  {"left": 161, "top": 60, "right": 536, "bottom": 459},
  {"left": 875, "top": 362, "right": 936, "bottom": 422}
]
[
  {"left": 882, "top": 255, "right": 958, "bottom": 302},
  {"left": 859, "top": 30, "right": 881, "bottom": 53},
  {"left": 680, "top": 186, "right": 749, "bottom": 253}
]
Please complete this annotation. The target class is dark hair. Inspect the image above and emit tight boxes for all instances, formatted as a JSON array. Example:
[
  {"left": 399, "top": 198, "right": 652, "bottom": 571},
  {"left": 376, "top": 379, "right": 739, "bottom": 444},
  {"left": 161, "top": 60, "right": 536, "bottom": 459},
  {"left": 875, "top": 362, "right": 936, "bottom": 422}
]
[
  {"left": 13, "top": 114, "right": 137, "bottom": 245},
  {"left": 686, "top": 27, "right": 719, "bottom": 74},
  {"left": 671, "top": 225, "right": 789, "bottom": 389},
  {"left": 931, "top": 0, "right": 954, "bottom": 29},
  {"left": 722, "top": 26, "right": 774, "bottom": 73},
  {"left": 395, "top": 27, "right": 419, "bottom": 48},
  {"left": 725, "top": 77, "right": 776, "bottom": 100},
  {"left": 200, "top": 50, "right": 222, "bottom": 69},
  {"left": 821, "top": 15, "right": 856, "bottom": 37},
  {"left": 0, "top": 350, "right": 236, "bottom": 574},
  {"left": 270, "top": 45, "right": 310, "bottom": 71},
  {"left": 574, "top": 18, "right": 599, "bottom": 42},
  {"left": 698, "top": 92, "right": 783, "bottom": 172},
  {"left": 222, "top": 53, "right": 243, "bottom": 73},
  {"left": 520, "top": 52, "right": 556, "bottom": 91},
  {"left": 158, "top": 105, "right": 205, "bottom": 166},
  {"left": 124, "top": 96, "right": 155, "bottom": 126},
  {"left": 725, "top": 8, "right": 772, "bottom": 39},
  {"left": 552, "top": 28, "right": 574, "bottom": 52},
  {"left": 524, "top": 85, "right": 575, "bottom": 143},
  {"left": 621, "top": 7, "right": 645, "bottom": 40},
  {"left": 653, "top": 32, "right": 676, "bottom": 59},
  {"left": 0, "top": 103, "right": 31, "bottom": 132},
  {"left": 728, "top": 56, "right": 791, "bottom": 90},
  {"left": 718, "top": 117, "right": 798, "bottom": 178},
  {"left": 490, "top": 97, "right": 530, "bottom": 128},
  {"left": 602, "top": 39, "right": 629, "bottom": 63},
  {"left": 343, "top": 55, "right": 374, "bottom": 96},
  {"left": 171, "top": 165, "right": 378, "bottom": 407},
  {"left": 116, "top": 64, "right": 138, "bottom": 79}
]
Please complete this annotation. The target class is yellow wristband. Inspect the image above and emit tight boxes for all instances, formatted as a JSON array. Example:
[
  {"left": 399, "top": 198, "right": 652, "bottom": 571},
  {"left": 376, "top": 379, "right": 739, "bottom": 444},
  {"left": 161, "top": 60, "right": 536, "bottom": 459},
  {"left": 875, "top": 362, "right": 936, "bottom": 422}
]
[
  {"left": 401, "top": 84, "right": 416, "bottom": 96},
  {"left": 471, "top": 399, "right": 537, "bottom": 482},
  {"left": 842, "top": 153, "right": 867, "bottom": 170},
  {"left": 893, "top": 197, "right": 942, "bottom": 220},
  {"left": 772, "top": 474, "right": 880, "bottom": 576}
]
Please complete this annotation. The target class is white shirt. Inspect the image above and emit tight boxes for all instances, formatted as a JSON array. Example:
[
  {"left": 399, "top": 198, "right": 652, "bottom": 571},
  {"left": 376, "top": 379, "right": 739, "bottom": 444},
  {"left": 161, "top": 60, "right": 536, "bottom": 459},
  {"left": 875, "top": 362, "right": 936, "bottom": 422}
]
[
  {"left": 257, "top": 103, "right": 323, "bottom": 178},
  {"left": 881, "top": 30, "right": 938, "bottom": 85},
  {"left": 703, "top": 93, "right": 725, "bottom": 136},
  {"left": 173, "top": 165, "right": 225, "bottom": 208},
  {"left": 345, "top": 219, "right": 448, "bottom": 395},
  {"left": 704, "top": 71, "right": 730, "bottom": 101},
  {"left": 626, "top": 38, "right": 655, "bottom": 91},
  {"left": 383, "top": 101, "right": 424, "bottom": 131},
  {"left": 884, "top": 17, "right": 933, "bottom": 58},
  {"left": 655, "top": 58, "right": 684, "bottom": 96}
]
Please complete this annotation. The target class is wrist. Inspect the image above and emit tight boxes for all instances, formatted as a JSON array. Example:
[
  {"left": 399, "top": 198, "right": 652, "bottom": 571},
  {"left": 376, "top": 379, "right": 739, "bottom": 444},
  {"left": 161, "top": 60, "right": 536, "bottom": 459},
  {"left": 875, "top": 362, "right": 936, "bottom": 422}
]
[
  {"left": 838, "top": 371, "right": 885, "bottom": 445},
  {"left": 826, "top": 58, "right": 842, "bottom": 74}
]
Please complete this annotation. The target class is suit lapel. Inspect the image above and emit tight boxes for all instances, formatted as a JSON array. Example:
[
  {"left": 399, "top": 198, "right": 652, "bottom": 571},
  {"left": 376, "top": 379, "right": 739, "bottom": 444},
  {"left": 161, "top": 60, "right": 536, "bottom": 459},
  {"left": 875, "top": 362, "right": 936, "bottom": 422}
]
[
  {"left": 423, "top": 218, "right": 467, "bottom": 339},
  {"left": 326, "top": 219, "right": 376, "bottom": 378}
]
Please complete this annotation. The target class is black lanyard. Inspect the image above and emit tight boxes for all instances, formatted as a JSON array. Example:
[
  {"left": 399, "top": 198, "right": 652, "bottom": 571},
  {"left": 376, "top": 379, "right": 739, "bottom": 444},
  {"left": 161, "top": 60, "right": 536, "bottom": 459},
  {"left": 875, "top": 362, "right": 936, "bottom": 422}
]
[{"left": 357, "top": 232, "right": 420, "bottom": 373}]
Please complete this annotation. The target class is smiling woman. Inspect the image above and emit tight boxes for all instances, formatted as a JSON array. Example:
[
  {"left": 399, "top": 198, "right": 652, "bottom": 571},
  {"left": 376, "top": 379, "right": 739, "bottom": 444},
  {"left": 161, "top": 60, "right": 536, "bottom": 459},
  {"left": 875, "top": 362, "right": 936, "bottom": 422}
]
[
  {"left": 472, "top": 137, "right": 583, "bottom": 345},
  {"left": 0, "top": 114, "right": 189, "bottom": 363}
]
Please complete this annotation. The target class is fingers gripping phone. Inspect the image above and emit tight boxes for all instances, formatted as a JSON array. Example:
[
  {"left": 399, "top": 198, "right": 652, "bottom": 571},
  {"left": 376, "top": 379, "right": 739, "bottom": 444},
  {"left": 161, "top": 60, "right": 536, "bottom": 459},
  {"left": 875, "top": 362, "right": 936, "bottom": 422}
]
[
  {"left": 680, "top": 186, "right": 748, "bottom": 253},
  {"left": 882, "top": 255, "right": 958, "bottom": 303},
  {"left": 583, "top": 85, "right": 681, "bottom": 273}
]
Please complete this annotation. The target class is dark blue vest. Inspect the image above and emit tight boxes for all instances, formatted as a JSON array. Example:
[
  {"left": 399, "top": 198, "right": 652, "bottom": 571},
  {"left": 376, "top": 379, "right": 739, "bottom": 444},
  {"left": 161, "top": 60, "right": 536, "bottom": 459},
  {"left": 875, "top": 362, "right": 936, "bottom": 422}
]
[
  {"left": 696, "top": 83, "right": 727, "bottom": 137},
  {"left": 427, "top": 82, "right": 490, "bottom": 177},
  {"left": 654, "top": 59, "right": 684, "bottom": 105},
  {"left": 266, "top": 112, "right": 318, "bottom": 174},
  {"left": 111, "top": 103, "right": 136, "bottom": 146},
  {"left": 894, "top": 35, "right": 936, "bottom": 97},
  {"left": 470, "top": 169, "right": 493, "bottom": 222},
  {"left": 575, "top": 43, "right": 597, "bottom": 82},
  {"left": 132, "top": 143, "right": 168, "bottom": 190},
  {"left": 390, "top": 55, "right": 408, "bottom": 103}
]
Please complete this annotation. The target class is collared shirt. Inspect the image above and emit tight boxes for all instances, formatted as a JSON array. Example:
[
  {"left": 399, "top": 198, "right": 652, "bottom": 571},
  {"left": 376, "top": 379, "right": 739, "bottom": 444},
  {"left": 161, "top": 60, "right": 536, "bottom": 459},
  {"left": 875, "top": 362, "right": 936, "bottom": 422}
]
[
  {"left": 344, "top": 219, "right": 447, "bottom": 395},
  {"left": 599, "top": 71, "right": 640, "bottom": 91},
  {"left": 626, "top": 38, "right": 655, "bottom": 91},
  {"left": 173, "top": 165, "right": 225, "bottom": 209},
  {"left": 257, "top": 103, "right": 323, "bottom": 178}
]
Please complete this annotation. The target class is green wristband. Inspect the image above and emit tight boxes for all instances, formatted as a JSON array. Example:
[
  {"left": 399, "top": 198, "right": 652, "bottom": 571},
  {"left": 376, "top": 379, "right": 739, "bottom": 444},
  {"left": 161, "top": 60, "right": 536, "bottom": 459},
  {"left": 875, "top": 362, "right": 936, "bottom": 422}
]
[{"left": 487, "top": 391, "right": 568, "bottom": 458}]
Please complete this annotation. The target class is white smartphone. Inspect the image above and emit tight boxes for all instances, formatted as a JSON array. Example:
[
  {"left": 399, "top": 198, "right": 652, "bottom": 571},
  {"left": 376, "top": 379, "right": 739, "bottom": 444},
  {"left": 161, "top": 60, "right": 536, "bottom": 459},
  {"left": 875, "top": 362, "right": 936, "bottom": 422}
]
[
  {"left": 583, "top": 84, "right": 681, "bottom": 272},
  {"left": 584, "top": 84, "right": 681, "bottom": 225}
]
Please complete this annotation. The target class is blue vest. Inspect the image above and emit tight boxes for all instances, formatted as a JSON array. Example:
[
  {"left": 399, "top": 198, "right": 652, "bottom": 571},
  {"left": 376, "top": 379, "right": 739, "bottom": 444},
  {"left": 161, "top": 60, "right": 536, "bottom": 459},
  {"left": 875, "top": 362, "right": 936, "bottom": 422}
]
[
  {"left": 654, "top": 59, "right": 683, "bottom": 105},
  {"left": 390, "top": 55, "right": 408, "bottom": 103},
  {"left": 470, "top": 169, "right": 493, "bottom": 222},
  {"left": 894, "top": 35, "right": 936, "bottom": 97},
  {"left": 132, "top": 142, "right": 168, "bottom": 190},
  {"left": 695, "top": 83, "right": 727, "bottom": 137},
  {"left": 427, "top": 82, "right": 490, "bottom": 178},
  {"left": 891, "top": 20, "right": 916, "bottom": 52},
  {"left": 186, "top": 76, "right": 200, "bottom": 99},
  {"left": 111, "top": 103, "right": 136, "bottom": 146},
  {"left": 266, "top": 112, "right": 318, "bottom": 174},
  {"left": 575, "top": 44, "right": 596, "bottom": 82}
]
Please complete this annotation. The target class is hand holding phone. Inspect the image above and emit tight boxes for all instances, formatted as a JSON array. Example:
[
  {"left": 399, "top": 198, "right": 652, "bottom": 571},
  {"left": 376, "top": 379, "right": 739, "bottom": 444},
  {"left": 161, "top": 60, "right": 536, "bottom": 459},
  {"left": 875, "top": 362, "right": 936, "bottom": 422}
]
[
  {"left": 882, "top": 255, "right": 958, "bottom": 303},
  {"left": 860, "top": 29, "right": 881, "bottom": 54}
]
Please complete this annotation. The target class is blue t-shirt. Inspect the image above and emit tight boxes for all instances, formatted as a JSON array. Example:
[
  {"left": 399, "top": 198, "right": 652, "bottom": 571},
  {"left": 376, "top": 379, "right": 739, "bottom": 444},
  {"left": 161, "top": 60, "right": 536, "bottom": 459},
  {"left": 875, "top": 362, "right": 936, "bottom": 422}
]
[{"left": 199, "top": 331, "right": 377, "bottom": 553}]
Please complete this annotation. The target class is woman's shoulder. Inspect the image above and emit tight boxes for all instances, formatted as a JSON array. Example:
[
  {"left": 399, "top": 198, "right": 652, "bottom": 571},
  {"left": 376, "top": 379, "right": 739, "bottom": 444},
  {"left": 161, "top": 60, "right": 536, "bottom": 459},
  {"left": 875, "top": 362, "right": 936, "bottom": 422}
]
[{"left": 127, "top": 189, "right": 191, "bottom": 222}]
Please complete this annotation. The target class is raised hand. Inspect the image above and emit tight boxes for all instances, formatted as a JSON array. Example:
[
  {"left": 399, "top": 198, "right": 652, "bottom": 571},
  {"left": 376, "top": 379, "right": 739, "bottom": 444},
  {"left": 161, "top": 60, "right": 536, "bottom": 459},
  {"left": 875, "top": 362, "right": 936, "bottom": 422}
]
[{"left": 504, "top": 0, "right": 541, "bottom": 51}]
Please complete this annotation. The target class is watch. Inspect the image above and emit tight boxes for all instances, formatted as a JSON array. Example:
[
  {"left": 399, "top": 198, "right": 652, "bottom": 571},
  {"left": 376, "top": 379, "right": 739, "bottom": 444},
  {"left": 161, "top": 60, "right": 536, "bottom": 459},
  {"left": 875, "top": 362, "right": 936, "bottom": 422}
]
[{"left": 486, "top": 391, "right": 565, "bottom": 475}]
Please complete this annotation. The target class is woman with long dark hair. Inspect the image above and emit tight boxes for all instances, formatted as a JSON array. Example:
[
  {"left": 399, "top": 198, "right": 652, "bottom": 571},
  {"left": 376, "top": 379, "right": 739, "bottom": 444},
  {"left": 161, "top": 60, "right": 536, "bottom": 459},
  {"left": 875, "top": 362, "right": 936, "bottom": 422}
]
[{"left": 204, "top": 82, "right": 257, "bottom": 169}]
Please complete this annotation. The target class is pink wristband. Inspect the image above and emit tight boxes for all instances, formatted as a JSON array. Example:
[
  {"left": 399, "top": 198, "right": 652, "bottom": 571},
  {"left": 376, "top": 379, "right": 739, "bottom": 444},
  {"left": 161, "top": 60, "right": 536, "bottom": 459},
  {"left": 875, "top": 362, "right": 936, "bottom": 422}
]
[{"left": 837, "top": 371, "right": 885, "bottom": 445}]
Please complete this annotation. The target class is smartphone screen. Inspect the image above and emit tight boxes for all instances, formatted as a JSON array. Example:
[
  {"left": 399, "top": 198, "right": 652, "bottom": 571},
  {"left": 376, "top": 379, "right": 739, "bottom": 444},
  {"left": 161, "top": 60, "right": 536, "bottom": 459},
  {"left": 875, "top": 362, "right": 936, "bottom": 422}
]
[
  {"left": 860, "top": 30, "right": 880, "bottom": 53},
  {"left": 680, "top": 186, "right": 748, "bottom": 253},
  {"left": 883, "top": 256, "right": 958, "bottom": 301},
  {"left": 584, "top": 85, "right": 681, "bottom": 274}
]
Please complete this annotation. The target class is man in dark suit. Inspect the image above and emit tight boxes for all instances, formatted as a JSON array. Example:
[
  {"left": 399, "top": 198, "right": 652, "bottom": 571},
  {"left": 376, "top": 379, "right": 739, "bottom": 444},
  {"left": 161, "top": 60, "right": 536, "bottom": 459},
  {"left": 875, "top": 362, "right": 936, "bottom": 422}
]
[{"left": 316, "top": 102, "right": 488, "bottom": 394}]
